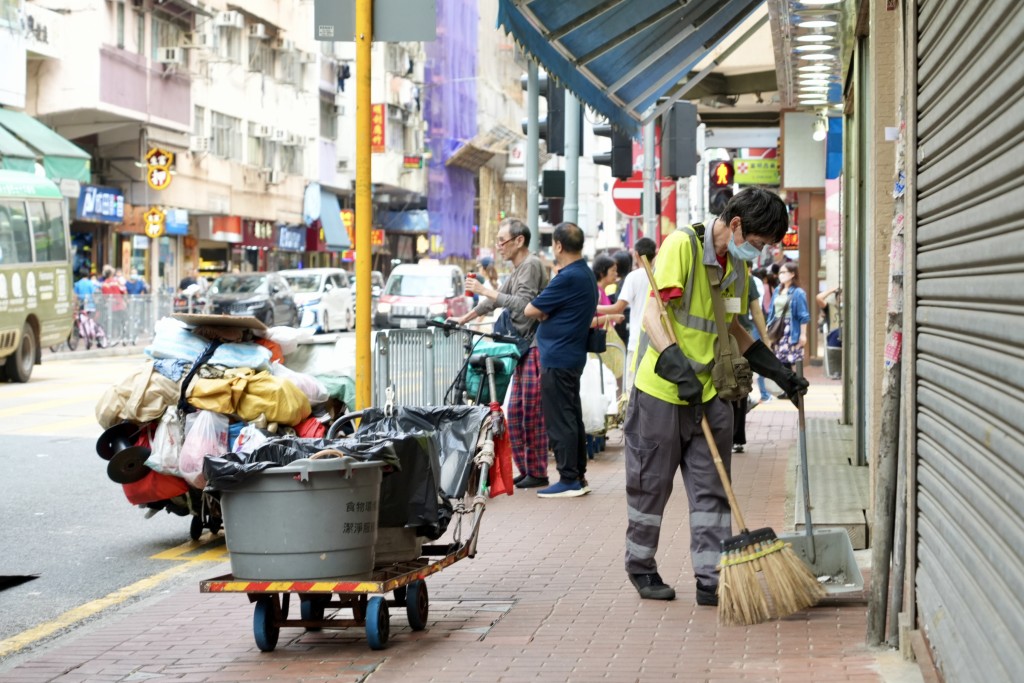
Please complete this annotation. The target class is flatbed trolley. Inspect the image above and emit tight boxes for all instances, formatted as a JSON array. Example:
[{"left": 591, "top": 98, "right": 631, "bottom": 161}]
[{"left": 199, "top": 407, "right": 496, "bottom": 651}]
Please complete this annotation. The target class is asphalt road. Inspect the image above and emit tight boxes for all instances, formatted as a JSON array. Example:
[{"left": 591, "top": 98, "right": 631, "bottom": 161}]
[{"left": 0, "top": 333, "right": 358, "bottom": 666}]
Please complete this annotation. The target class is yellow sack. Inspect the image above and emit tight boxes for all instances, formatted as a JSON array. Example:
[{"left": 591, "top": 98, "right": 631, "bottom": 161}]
[
  {"left": 187, "top": 368, "right": 252, "bottom": 416},
  {"left": 96, "top": 362, "right": 181, "bottom": 429},
  {"left": 237, "top": 371, "right": 311, "bottom": 425},
  {"left": 188, "top": 369, "right": 311, "bottom": 425}
]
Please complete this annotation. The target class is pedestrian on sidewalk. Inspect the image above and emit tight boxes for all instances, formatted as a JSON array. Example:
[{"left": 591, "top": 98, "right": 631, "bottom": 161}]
[
  {"left": 623, "top": 188, "right": 808, "bottom": 604},
  {"left": 597, "top": 237, "right": 657, "bottom": 396},
  {"left": 767, "top": 261, "right": 811, "bottom": 379},
  {"left": 125, "top": 268, "right": 149, "bottom": 295},
  {"left": 731, "top": 273, "right": 762, "bottom": 454},
  {"left": 453, "top": 218, "right": 550, "bottom": 489},
  {"left": 525, "top": 222, "right": 598, "bottom": 499},
  {"left": 751, "top": 265, "right": 779, "bottom": 401}
]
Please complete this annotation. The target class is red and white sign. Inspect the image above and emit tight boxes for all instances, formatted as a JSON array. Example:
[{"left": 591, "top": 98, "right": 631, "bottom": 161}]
[{"left": 612, "top": 179, "right": 676, "bottom": 220}]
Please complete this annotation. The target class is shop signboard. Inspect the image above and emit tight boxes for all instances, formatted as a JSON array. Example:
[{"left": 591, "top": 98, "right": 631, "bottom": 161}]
[
  {"left": 165, "top": 208, "right": 189, "bottom": 236},
  {"left": 276, "top": 225, "right": 307, "bottom": 252},
  {"left": 734, "top": 158, "right": 780, "bottom": 185},
  {"left": 209, "top": 216, "right": 243, "bottom": 243},
  {"left": 243, "top": 219, "right": 276, "bottom": 248},
  {"left": 371, "top": 104, "right": 386, "bottom": 153},
  {"left": 76, "top": 185, "right": 125, "bottom": 223},
  {"left": 143, "top": 208, "right": 165, "bottom": 238}
]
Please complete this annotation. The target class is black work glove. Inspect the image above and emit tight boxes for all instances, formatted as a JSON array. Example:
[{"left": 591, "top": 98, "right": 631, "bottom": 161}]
[
  {"left": 744, "top": 340, "right": 809, "bottom": 407},
  {"left": 654, "top": 344, "right": 704, "bottom": 404}
]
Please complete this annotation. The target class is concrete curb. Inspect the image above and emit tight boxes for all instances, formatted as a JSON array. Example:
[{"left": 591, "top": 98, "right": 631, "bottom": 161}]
[{"left": 43, "top": 344, "right": 146, "bottom": 362}]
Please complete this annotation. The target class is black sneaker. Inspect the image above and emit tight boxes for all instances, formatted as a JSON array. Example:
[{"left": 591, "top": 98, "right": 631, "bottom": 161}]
[
  {"left": 695, "top": 581, "right": 718, "bottom": 606},
  {"left": 514, "top": 475, "right": 549, "bottom": 489},
  {"left": 513, "top": 473, "right": 527, "bottom": 485},
  {"left": 629, "top": 573, "right": 676, "bottom": 600}
]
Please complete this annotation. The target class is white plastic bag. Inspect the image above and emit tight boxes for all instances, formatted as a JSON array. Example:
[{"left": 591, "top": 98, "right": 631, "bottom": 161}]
[
  {"left": 270, "top": 361, "right": 330, "bottom": 405},
  {"left": 178, "top": 410, "right": 229, "bottom": 488},
  {"left": 580, "top": 357, "right": 606, "bottom": 433},
  {"left": 145, "top": 407, "right": 185, "bottom": 476},
  {"left": 257, "top": 326, "right": 313, "bottom": 356},
  {"left": 233, "top": 423, "right": 271, "bottom": 454}
]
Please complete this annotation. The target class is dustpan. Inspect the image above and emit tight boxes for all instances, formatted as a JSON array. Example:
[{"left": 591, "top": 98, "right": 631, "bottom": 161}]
[{"left": 779, "top": 396, "right": 864, "bottom": 595}]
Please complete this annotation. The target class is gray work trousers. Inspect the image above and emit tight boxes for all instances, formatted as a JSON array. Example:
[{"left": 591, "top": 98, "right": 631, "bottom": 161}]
[{"left": 623, "top": 389, "right": 734, "bottom": 587}]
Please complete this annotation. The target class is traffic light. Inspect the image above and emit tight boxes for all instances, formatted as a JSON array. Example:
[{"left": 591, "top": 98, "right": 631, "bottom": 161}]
[
  {"left": 593, "top": 123, "right": 633, "bottom": 180},
  {"left": 539, "top": 197, "right": 563, "bottom": 225},
  {"left": 710, "top": 160, "right": 734, "bottom": 187},
  {"left": 520, "top": 73, "right": 568, "bottom": 156},
  {"left": 660, "top": 101, "right": 698, "bottom": 179}
]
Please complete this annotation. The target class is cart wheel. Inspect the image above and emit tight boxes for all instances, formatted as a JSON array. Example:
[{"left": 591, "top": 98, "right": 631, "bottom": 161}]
[
  {"left": 405, "top": 580, "right": 429, "bottom": 631},
  {"left": 300, "top": 595, "right": 327, "bottom": 631},
  {"left": 365, "top": 596, "right": 389, "bottom": 650},
  {"left": 253, "top": 597, "right": 280, "bottom": 652},
  {"left": 189, "top": 515, "right": 203, "bottom": 541}
]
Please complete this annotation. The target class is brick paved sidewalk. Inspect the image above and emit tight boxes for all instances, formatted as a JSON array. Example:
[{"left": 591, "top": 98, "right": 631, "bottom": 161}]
[{"left": 0, "top": 367, "right": 921, "bottom": 683}]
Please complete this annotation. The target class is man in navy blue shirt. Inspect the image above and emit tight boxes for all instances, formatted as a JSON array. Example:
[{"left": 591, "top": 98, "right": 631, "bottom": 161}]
[{"left": 525, "top": 223, "right": 598, "bottom": 498}]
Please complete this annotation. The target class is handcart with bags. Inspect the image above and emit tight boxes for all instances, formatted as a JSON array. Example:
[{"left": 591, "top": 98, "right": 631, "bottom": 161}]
[{"left": 198, "top": 397, "right": 512, "bottom": 651}]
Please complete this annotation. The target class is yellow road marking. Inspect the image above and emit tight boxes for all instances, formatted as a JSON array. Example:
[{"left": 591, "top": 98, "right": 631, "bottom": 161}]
[
  {"left": 0, "top": 396, "right": 92, "bottom": 418},
  {"left": 150, "top": 538, "right": 227, "bottom": 562},
  {"left": 2, "top": 415, "right": 100, "bottom": 436},
  {"left": 0, "top": 563, "right": 194, "bottom": 658}
]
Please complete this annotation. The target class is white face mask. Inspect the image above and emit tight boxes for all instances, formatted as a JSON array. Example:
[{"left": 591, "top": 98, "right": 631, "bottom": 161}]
[{"left": 779, "top": 271, "right": 794, "bottom": 284}]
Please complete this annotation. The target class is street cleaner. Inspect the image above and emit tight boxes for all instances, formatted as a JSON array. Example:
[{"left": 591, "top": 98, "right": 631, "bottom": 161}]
[{"left": 623, "top": 187, "right": 809, "bottom": 604}]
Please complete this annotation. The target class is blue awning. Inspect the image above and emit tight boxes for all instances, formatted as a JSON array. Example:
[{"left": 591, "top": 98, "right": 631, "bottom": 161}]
[
  {"left": 319, "top": 189, "right": 351, "bottom": 250},
  {"left": 496, "top": 0, "right": 763, "bottom": 133}
]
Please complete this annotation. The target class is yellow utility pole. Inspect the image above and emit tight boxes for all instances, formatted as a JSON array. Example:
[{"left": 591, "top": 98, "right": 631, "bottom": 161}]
[{"left": 354, "top": 0, "right": 372, "bottom": 410}]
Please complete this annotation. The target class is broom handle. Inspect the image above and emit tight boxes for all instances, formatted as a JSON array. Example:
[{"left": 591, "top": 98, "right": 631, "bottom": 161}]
[
  {"left": 700, "top": 415, "right": 748, "bottom": 532},
  {"left": 639, "top": 255, "right": 749, "bottom": 532}
]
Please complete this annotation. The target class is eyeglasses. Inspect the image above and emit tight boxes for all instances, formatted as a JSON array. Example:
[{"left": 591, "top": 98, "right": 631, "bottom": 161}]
[{"left": 496, "top": 236, "right": 515, "bottom": 248}]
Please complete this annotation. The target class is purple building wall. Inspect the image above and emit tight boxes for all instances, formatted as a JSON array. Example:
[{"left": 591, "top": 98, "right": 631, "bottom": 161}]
[
  {"left": 424, "top": 0, "right": 478, "bottom": 259},
  {"left": 100, "top": 46, "right": 190, "bottom": 126}
]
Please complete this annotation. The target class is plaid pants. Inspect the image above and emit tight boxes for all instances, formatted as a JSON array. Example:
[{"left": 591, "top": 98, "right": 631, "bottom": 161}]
[{"left": 507, "top": 346, "right": 548, "bottom": 478}]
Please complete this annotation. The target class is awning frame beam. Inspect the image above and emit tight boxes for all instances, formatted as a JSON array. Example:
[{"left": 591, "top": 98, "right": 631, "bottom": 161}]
[
  {"left": 546, "top": 0, "right": 625, "bottom": 42},
  {"left": 575, "top": 1, "right": 695, "bottom": 67}
]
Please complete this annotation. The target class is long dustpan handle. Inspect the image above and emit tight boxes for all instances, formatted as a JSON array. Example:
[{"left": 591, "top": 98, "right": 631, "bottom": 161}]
[
  {"left": 700, "top": 415, "right": 748, "bottom": 533},
  {"left": 798, "top": 394, "right": 815, "bottom": 563}
]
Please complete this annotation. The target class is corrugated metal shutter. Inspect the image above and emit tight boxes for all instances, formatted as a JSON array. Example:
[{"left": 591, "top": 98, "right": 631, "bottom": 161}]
[{"left": 914, "top": 0, "right": 1024, "bottom": 680}]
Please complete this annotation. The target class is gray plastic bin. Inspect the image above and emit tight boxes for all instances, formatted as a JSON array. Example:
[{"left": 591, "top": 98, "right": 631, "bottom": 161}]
[{"left": 221, "top": 456, "right": 385, "bottom": 580}]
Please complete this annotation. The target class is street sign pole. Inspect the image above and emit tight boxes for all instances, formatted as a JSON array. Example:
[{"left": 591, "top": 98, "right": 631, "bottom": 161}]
[
  {"left": 526, "top": 61, "right": 539, "bottom": 252},
  {"left": 563, "top": 90, "right": 579, "bottom": 225},
  {"left": 642, "top": 117, "right": 656, "bottom": 245},
  {"left": 355, "top": 0, "right": 372, "bottom": 410}
]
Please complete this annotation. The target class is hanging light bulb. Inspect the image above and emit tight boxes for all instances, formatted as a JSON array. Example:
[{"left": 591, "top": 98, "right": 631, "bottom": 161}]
[{"left": 812, "top": 113, "right": 828, "bottom": 141}]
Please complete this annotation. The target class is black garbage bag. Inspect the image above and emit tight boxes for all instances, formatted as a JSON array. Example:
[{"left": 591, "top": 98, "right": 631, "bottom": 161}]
[
  {"left": 202, "top": 433, "right": 401, "bottom": 491},
  {"left": 357, "top": 405, "right": 488, "bottom": 499}
]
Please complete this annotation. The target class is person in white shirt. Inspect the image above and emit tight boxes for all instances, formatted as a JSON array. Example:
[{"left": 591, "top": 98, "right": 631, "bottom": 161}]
[{"left": 596, "top": 237, "right": 657, "bottom": 395}]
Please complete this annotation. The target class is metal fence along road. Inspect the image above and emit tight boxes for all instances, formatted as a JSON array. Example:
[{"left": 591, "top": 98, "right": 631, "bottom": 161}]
[{"left": 373, "top": 327, "right": 474, "bottom": 407}]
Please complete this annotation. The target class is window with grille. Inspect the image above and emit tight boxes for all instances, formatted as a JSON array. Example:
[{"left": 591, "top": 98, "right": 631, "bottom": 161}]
[
  {"left": 249, "top": 39, "right": 274, "bottom": 74},
  {"left": 194, "top": 106, "right": 206, "bottom": 137},
  {"left": 280, "top": 145, "right": 303, "bottom": 175},
  {"left": 211, "top": 112, "right": 241, "bottom": 160},
  {"left": 151, "top": 16, "right": 184, "bottom": 62},
  {"left": 277, "top": 50, "right": 301, "bottom": 87},
  {"left": 218, "top": 26, "right": 241, "bottom": 63}
]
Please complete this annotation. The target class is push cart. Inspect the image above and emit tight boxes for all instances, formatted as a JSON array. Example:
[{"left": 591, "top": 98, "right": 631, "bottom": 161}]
[{"left": 199, "top": 405, "right": 498, "bottom": 651}]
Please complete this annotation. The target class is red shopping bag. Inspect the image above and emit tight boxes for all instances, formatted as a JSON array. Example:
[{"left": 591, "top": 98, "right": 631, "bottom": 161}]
[
  {"left": 488, "top": 423, "right": 514, "bottom": 498},
  {"left": 123, "top": 471, "right": 189, "bottom": 505}
]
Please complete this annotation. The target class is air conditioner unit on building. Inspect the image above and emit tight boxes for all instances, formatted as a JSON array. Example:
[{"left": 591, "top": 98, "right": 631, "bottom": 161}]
[
  {"left": 248, "top": 23, "right": 267, "bottom": 39},
  {"left": 267, "top": 168, "right": 281, "bottom": 184},
  {"left": 299, "top": 51, "right": 317, "bottom": 64},
  {"left": 157, "top": 47, "right": 182, "bottom": 64},
  {"left": 285, "top": 134, "right": 302, "bottom": 146},
  {"left": 215, "top": 11, "right": 243, "bottom": 29},
  {"left": 190, "top": 136, "right": 210, "bottom": 152},
  {"left": 336, "top": 155, "right": 351, "bottom": 171},
  {"left": 253, "top": 123, "right": 273, "bottom": 138},
  {"left": 271, "top": 128, "right": 287, "bottom": 141},
  {"left": 272, "top": 37, "right": 295, "bottom": 52}
]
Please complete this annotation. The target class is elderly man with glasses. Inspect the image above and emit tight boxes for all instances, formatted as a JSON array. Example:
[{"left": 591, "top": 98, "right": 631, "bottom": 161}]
[{"left": 452, "top": 217, "right": 551, "bottom": 488}]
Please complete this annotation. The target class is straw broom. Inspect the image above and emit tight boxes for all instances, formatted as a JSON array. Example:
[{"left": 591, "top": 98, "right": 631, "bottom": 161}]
[{"left": 639, "top": 255, "right": 823, "bottom": 626}]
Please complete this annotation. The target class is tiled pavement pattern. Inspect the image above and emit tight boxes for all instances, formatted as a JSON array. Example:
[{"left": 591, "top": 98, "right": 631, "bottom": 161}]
[{"left": 0, "top": 367, "right": 918, "bottom": 683}]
